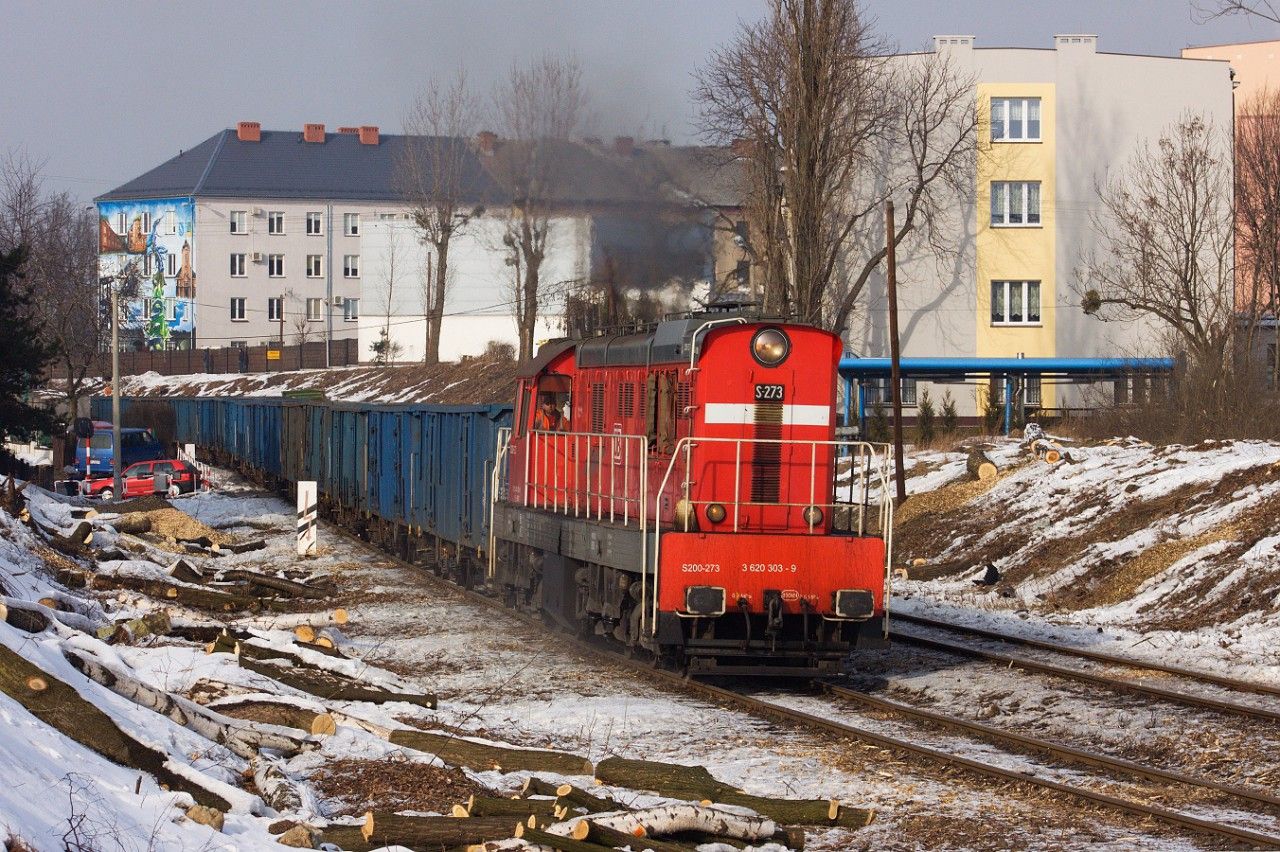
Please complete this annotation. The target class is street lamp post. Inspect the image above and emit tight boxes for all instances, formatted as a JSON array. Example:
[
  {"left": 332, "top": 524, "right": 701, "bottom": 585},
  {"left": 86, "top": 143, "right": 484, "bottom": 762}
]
[{"left": 110, "top": 271, "right": 123, "bottom": 500}]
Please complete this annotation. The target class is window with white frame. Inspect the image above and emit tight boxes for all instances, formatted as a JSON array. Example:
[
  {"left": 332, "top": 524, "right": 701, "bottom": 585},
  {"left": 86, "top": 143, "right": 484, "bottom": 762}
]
[
  {"left": 230, "top": 297, "right": 246, "bottom": 321},
  {"left": 268, "top": 254, "right": 284, "bottom": 277},
  {"left": 165, "top": 298, "right": 177, "bottom": 321},
  {"left": 166, "top": 253, "right": 176, "bottom": 276},
  {"left": 164, "top": 210, "right": 176, "bottom": 235},
  {"left": 343, "top": 213, "right": 360, "bottom": 236},
  {"left": 1026, "top": 375, "right": 1042, "bottom": 406},
  {"left": 378, "top": 212, "right": 397, "bottom": 221},
  {"left": 991, "top": 280, "right": 1042, "bottom": 325},
  {"left": 306, "top": 254, "right": 322, "bottom": 277},
  {"left": 991, "top": 181, "right": 1041, "bottom": 227},
  {"left": 115, "top": 212, "right": 126, "bottom": 235},
  {"left": 991, "top": 97, "right": 1041, "bottom": 142},
  {"left": 344, "top": 297, "right": 360, "bottom": 321},
  {"left": 230, "top": 340, "right": 247, "bottom": 349},
  {"left": 143, "top": 254, "right": 153, "bottom": 276},
  {"left": 230, "top": 253, "right": 246, "bottom": 277},
  {"left": 863, "top": 377, "right": 916, "bottom": 406},
  {"left": 306, "top": 212, "right": 323, "bottom": 235},
  {"left": 343, "top": 254, "right": 359, "bottom": 278},
  {"left": 268, "top": 211, "right": 285, "bottom": 234},
  {"left": 267, "top": 297, "right": 283, "bottom": 322},
  {"left": 306, "top": 298, "right": 323, "bottom": 321},
  {"left": 229, "top": 210, "right": 247, "bottom": 234},
  {"left": 141, "top": 212, "right": 152, "bottom": 234}
]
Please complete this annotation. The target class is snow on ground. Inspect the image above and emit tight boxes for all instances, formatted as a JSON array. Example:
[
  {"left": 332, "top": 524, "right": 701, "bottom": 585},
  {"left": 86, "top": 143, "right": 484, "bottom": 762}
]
[{"left": 892, "top": 435, "right": 1280, "bottom": 687}]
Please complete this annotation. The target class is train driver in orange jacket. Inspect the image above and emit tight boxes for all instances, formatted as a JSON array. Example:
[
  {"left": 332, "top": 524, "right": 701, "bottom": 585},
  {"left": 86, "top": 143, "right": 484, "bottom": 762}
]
[{"left": 533, "top": 393, "right": 570, "bottom": 431}]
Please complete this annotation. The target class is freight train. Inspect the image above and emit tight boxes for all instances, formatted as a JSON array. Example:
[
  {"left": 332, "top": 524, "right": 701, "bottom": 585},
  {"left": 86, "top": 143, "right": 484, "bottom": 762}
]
[{"left": 96, "top": 308, "right": 895, "bottom": 676}]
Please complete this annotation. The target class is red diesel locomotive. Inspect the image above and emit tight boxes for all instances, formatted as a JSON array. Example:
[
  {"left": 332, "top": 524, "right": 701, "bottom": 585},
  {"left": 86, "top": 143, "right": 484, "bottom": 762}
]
[{"left": 489, "top": 308, "right": 894, "bottom": 675}]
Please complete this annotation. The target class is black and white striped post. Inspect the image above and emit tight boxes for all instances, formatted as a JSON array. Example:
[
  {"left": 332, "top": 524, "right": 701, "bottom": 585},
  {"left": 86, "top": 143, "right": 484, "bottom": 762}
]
[{"left": 297, "top": 481, "right": 318, "bottom": 557}]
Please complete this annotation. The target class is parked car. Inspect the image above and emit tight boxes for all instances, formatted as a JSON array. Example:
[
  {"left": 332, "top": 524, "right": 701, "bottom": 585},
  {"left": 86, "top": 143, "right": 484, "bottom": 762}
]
[
  {"left": 73, "top": 425, "right": 165, "bottom": 477},
  {"left": 83, "top": 459, "right": 202, "bottom": 500}
]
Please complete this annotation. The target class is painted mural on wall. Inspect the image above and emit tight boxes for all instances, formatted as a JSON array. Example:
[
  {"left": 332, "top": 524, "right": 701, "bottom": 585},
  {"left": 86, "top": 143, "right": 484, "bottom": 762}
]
[{"left": 97, "top": 197, "right": 196, "bottom": 350}]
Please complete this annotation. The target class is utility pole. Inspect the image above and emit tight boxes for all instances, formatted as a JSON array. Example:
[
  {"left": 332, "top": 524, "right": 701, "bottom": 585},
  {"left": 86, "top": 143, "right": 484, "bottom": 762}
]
[
  {"left": 278, "top": 293, "right": 284, "bottom": 345},
  {"left": 325, "top": 203, "right": 333, "bottom": 367},
  {"left": 110, "top": 277, "right": 123, "bottom": 500},
  {"left": 885, "top": 200, "right": 906, "bottom": 506}
]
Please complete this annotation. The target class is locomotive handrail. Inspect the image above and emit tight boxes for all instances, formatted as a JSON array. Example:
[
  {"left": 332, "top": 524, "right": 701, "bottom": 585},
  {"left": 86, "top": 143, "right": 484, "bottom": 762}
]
[
  {"left": 645, "top": 435, "right": 895, "bottom": 637},
  {"left": 686, "top": 317, "right": 748, "bottom": 372},
  {"left": 488, "top": 426, "right": 513, "bottom": 579}
]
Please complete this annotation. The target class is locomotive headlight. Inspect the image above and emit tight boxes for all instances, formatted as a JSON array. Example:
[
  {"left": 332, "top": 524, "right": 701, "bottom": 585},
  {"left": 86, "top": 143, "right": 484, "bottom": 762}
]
[
  {"left": 751, "top": 327, "right": 790, "bottom": 366},
  {"left": 803, "top": 505, "right": 824, "bottom": 527},
  {"left": 705, "top": 503, "right": 727, "bottom": 523}
]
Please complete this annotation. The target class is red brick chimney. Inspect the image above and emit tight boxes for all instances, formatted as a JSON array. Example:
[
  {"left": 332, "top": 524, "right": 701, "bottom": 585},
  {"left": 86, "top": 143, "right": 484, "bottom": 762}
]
[
  {"left": 731, "top": 137, "right": 755, "bottom": 158},
  {"left": 358, "top": 125, "right": 379, "bottom": 145},
  {"left": 613, "top": 136, "right": 634, "bottom": 157},
  {"left": 236, "top": 121, "right": 261, "bottom": 142},
  {"left": 338, "top": 126, "right": 360, "bottom": 134},
  {"left": 475, "top": 130, "right": 498, "bottom": 156},
  {"left": 303, "top": 123, "right": 326, "bottom": 143}
]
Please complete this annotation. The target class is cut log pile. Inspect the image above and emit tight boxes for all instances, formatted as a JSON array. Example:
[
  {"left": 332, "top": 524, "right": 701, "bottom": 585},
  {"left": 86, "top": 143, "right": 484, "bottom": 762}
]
[{"left": 0, "top": 489, "right": 877, "bottom": 851}]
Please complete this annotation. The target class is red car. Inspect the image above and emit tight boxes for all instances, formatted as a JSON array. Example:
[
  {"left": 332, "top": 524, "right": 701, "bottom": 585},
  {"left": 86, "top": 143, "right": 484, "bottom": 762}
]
[{"left": 84, "top": 459, "right": 202, "bottom": 500}]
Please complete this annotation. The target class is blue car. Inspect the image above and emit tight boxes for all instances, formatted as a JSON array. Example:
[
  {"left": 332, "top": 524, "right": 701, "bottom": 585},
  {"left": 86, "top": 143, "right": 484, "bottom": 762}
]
[{"left": 73, "top": 423, "right": 166, "bottom": 478}]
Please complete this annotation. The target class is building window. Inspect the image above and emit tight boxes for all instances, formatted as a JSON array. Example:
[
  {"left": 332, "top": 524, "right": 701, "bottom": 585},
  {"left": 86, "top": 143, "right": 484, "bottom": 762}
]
[
  {"left": 143, "top": 253, "right": 153, "bottom": 276},
  {"left": 306, "top": 297, "right": 323, "bottom": 321},
  {"left": 165, "top": 298, "right": 177, "bottom": 321},
  {"left": 344, "top": 297, "right": 359, "bottom": 321},
  {"left": 306, "top": 212, "right": 323, "bottom": 235},
  {"left": 230, "top": 253, "right": 246, "bottom": 277},
  {"left": 863, "top": 378, "right": 916, "bottom": 407},
  {"left": 230, "top": 297, "right": 246, "bottom": 321},
  {"left": 166, "top": 253, "right": 176, "bottom": 276},
  {"left": 141, "top": 212, "right": 152, "bottom": 234},
  {"left": 230, "top": 210, "right": 247, "bottom": 234},
  {"left": 991, "top": 97, "right": 1041, "bottom": 142},
  {"left": 901, "top": 378, "right": 917, "bottom": 406},
  {"left": 344, "top": 213, "right": 360, "bottom": 236},
  {"left": 114, "top": 212, "right": 126, "bottom": 235},
  {"left": 991, "top": 280, "right": 1042, "bottom": 325},
  {"left": 164, "top": 210, "right": 176, "bottom": 235},
  {"left": 267, "top": 297, "right": 283, "bottom": 322},
  {"left": 268, "top": 254, "right": 284, "bottom": 277},
  {"left": 343, "top": 254, "right": 360, "bottom": 278},
  {"left": 735, "top": 259, "right": 750, "bottom": 287},
  {"left": 1026, "top": 375, "right": 1042, "bottom": 406},
  {"left": 991, "top": 181, "right": 1041, "bottom": 227},
  {"left": 268, "top": 211, "right": 285, "bottom": 234},
  {"left": 306, "top": 254, "right": 322, "bottom": 278},
  {"left": 230, "top": 340, "right": 247, "bottom": 349},
  {"left": 378, "top": 212, "right": 397, "bottom": 221}
]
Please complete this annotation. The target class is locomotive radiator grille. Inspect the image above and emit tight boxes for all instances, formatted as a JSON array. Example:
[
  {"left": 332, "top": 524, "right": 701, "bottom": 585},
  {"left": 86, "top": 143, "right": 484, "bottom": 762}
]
[{"left": 750, "top": 402, "right": 783, "bottom": 503}]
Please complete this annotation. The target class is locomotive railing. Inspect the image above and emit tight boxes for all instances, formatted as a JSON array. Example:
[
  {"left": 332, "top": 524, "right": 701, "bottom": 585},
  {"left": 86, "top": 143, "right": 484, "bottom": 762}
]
[
  {"left": 644, "top": 436, "right": 895, "bottom": 636},
  {"left": 487, "top": 427, "right": 650, "bottom": 579}
]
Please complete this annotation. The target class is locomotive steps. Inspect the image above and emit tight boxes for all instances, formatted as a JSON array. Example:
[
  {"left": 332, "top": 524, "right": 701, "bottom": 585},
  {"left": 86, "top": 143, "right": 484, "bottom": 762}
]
[{"left": 0, "top": 483, "right": 880, "bottom": 851}]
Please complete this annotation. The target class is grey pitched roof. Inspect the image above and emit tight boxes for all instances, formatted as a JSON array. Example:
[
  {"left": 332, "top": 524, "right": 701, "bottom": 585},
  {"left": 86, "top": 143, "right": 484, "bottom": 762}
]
[{"left": 98, "top": 128, "right": 744, "bottom": 210}]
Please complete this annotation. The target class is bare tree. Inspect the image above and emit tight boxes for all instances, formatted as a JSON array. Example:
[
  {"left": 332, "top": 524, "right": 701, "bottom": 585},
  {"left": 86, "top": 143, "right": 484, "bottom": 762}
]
[
  {"left": 399, "top": 71, "right": 482, "bottom": 364},
  {"left": 1, "top": 154, "right": 104, "bottom": 418},
  {"left": 1078, "top": 114, "right": 1236, "bottom": 367},
  {"left": 490, "top": 55, "right": 587, "bottom": 361},
  {"left": 376, "top": 225, "right": 402, "bottom": 365},
  {"left": 1236, "top": 88, "right": 1280, "bottom": 386},
  {"left": 1195, "top": 0, "right": 1280, "bottom": 22},
  {"left": 695, "top": 0, "right": 977, "bottom": 333}
]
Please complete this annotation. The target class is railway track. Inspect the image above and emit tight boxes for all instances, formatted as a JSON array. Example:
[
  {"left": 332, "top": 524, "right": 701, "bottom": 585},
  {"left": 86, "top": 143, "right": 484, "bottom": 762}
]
[
  {"left": 337, "top": 528, "right": 1280, "bottom": 849},
  {"left": 889, "top": 616, "right": 1280, "bottom": 725},
  {"left": 892, "top": 611, "right": 1280, "bottom": 699}
]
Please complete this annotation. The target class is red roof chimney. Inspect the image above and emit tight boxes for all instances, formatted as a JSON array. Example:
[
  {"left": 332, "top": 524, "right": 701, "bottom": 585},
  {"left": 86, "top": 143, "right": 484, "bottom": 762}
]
[
  {"left": 358, "top": 125, "right": 379, "bottom": 145},
  {"left": 475, "top": 130, "right": 498, "bottom": 156},
  {"left": 338, "top": 126, "right": 360, "bottom": 134},
  {"left": 303, "top": 123, "right": 326, "bottom": 143},
  {"left": 236, "top": 121, "right": 261, "bottom": 143},
  {"left": 613, "top": 136, "right": 635, "bottom": 157}
]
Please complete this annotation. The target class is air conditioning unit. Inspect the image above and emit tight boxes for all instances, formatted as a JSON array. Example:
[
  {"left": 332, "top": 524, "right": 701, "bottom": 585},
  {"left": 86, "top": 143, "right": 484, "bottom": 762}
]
[
  {"left": 251, "top": 252, "right": 264, "bottom": 263},
  {"left": 332, "top": 296, "right": 347, "bottom": 307}
]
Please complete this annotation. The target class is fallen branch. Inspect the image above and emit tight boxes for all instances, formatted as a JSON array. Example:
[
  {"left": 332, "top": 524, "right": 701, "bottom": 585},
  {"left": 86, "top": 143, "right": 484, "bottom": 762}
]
[
  {"left": 235, "top": 655, "right": 437, "bottom": 710},
  {"left": 570, "top": 819, "right": 687, "bottom": 852},
  {"left": 319, "top": 813, "right": 515, "bottom": 852},
  {"left": 2, "top": 596, "right": 97, "bottom": 635},
  {"left": 387, "top": 729, "right": 590, "bottom": 775},
  {"left": 221, "top": 569, "right": 326, "bottom": 600},
  {"left": 90, "top": 573, "right": 266, "bottom": 613},
  {"left": 64, "top": 647, "right": 316, "bottom": 759},
  {"left": 0, "top": 642, "right": 231, "bottom": 811},
  {"left": 252, "top": 755, "right": 304, "bottom": 814},
  {"left": 594, "top": 758, "right": 872, "bottom": 829}
]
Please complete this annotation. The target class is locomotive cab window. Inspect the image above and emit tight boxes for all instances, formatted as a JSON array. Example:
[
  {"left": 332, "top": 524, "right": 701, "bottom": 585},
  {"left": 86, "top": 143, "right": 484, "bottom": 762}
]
[{"left": 533, "top": 374, "right": 572, "bottom": 431}]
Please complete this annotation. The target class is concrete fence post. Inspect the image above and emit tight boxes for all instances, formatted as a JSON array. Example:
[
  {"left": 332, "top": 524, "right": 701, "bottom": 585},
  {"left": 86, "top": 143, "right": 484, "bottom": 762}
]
[{"left": 297, "top": 481, "right": 318, "bottom": 557}]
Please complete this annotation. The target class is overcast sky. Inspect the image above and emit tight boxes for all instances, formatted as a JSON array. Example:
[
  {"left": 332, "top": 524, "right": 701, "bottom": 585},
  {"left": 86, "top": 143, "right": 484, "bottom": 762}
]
[{"left": 1, "top": 0, "right": 1274, "bottom": 202}]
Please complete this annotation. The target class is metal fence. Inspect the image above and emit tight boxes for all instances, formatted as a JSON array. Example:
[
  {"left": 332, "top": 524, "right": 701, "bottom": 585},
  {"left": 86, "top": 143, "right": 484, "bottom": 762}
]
[{"left": 47, "top": 339, "right": 360, "bottom": 379}]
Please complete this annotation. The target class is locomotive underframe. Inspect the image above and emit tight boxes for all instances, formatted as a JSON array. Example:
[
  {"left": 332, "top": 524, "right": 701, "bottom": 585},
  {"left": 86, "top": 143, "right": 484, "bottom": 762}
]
[{"left": 491, "top": 502, "right": 886, "bottom": 676}]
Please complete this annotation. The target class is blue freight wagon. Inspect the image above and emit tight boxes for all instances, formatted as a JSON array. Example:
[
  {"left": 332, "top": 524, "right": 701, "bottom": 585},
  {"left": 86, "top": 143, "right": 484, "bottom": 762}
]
[{"left": 92, "top": 396, "right": 512, "bottom": 566}]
